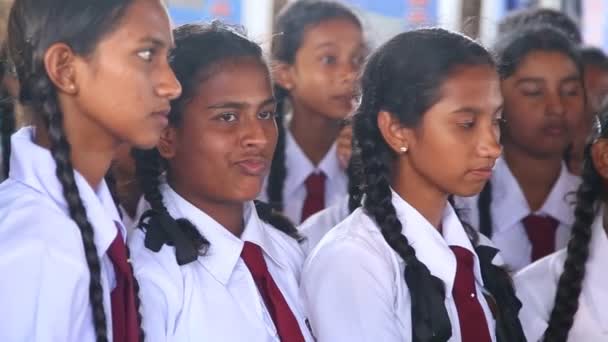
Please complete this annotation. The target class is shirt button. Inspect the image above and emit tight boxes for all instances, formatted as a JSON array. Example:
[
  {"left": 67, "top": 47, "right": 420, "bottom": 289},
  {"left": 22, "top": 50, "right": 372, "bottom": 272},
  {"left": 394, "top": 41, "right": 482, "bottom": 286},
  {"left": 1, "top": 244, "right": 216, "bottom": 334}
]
[{"left": 470, "top": 293, "right": 476, "bottom": 298}]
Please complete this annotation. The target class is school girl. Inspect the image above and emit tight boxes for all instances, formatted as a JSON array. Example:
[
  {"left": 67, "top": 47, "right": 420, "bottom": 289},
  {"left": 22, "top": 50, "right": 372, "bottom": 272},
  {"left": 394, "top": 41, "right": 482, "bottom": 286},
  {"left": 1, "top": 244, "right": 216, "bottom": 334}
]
[
  {"left": 128, "top": 22, "right": 314, "bottom": 342},
  {"left": 301, "top": 28, "right": 525, "bottom": 342},
  {"left": 261, "top": 0, "right": 366, "bottom": 224},
  {"left": 0, "top": 0, "right": 181, "bottom": 340},
  {"left": 514, "top": 109, "right": 608, "bottom": 342},
  {"left": 455, "top": 26, "right": 585, "bottom": 272}
]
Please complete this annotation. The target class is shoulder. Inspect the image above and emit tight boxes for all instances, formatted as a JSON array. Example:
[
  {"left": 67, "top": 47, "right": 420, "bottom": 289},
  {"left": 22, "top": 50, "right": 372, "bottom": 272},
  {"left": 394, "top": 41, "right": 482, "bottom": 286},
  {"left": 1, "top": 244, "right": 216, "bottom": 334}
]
[
  {"left": 0, "top": 180, "right": 89, "bottom": 266},
  {"left": 305, "top": 208, "right": 395, "bottom": 275},
  {"left": 299, "top": 196, "right": 350, "bottom": 252}
]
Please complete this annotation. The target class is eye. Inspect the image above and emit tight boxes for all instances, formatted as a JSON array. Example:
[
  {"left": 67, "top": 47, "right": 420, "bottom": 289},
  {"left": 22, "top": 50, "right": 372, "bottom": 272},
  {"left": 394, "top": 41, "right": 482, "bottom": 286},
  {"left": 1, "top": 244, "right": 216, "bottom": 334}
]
[
  {"left": 218, "top": 112, "right": 237, "bottom": 122},
  {"left": 459, "top": 120, "right": 475, "bottom": 129},
  {"left": 321, "top": 55, "right": 337, "bottom": 65},
  {"left": 137, "top": 49, "right": 154, "bottom": 62},
  {"left": 258, "top": 110, "right": 276, "bottom": 120},
  {"left": 522, "top": 90, "right": 542, "bottom": 97}
]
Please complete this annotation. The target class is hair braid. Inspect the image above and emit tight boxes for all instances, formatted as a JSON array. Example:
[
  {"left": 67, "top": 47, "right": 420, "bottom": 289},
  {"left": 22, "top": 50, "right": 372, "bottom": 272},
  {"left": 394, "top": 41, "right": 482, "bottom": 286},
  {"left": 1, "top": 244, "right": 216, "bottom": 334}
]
[
  {"left": 266, "top": 84, "right": 288, "bottom": 211},
  {"left": 34, "top": 74, "right": 109, "bottom": 341},
  {"left": 543, "top": 144, "right": 600, "bottom": 342}
]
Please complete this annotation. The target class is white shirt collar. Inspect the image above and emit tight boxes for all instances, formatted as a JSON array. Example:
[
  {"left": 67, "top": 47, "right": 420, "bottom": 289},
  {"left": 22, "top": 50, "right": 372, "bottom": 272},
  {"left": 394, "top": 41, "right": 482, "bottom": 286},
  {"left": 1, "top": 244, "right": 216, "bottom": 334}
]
[
  {"left": 9, "top": 126, "right": 124, "bottom": 252},
  {"left": 492, "top": 157, "right": 579, "bottom": 232},
  {"left": 161, "top": 183, "right": 287, "bottom": 285},
  {"left": 284, "top": 129, "right": 342, "bottom": 196},
  {"left": 389, "top": 189, "right": 483, "bottom": 296}
]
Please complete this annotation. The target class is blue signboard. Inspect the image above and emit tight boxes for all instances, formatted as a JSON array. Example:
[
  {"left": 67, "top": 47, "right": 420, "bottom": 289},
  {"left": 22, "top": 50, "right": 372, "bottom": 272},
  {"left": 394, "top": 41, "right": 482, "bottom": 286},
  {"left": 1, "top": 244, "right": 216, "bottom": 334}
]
[
  {"left": 168, "top": 0, "right": 241, "bottom": 26},
  {"left": 346, "top": 0, "right": 438, "bottom": 26}
]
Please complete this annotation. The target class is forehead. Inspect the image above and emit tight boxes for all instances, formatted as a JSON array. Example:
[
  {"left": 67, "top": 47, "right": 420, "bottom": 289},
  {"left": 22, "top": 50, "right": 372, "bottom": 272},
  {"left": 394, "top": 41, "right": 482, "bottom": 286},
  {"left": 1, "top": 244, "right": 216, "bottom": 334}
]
[
  {"left": 512, "top": 50, "right": 579, "bottom": 79},
  {"left": 435, "top": 65, "right": 502, "bottom": 109},
  {"left": 191, "top": 59, "right": 272, "bottom": 105},
  {"left": 95, "top": 0, "right": 173, "bottom": 50},
  {"left": 299, "top": 18, "right": 363, "bottom": 51}
]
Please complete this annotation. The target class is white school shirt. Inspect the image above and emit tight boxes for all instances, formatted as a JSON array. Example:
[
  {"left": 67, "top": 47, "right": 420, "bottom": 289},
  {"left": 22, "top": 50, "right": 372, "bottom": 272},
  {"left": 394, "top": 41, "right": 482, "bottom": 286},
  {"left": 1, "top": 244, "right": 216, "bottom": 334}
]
[
  {"left": 129, "top": 183, "right": 314, "bottom": 342},
  {"left": 454, "top": 157, "right": 580, "bottom": 272},
  {"left": 299, "top": 195, "right": 350, "bottom": 254},
  {"left": 301, "top": 190, "right": 498, "bottom": 342},
  {"left": 0, "top": 127, "right": 125, "bottom": 342},
  {"left": 514, "top": 206, "right": 608, "bottom": 342},
  {"left": 259, "top": 130, "right": 348, "bottom": 224}
]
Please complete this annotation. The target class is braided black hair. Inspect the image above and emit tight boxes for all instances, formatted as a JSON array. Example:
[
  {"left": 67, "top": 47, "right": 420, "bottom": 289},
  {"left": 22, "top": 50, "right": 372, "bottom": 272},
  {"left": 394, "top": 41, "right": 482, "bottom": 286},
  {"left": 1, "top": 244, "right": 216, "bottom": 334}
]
[
  {"left": 542, "top": 111, "right": 608, "bottom": 341},
  {"left": 7, "top": 1, "right": 145, "bottom": 340},
  {"left": 351, "top": 28, "right": 524, "bottom": 342},
  {"left": 0, "top": 48, "right": 15, "bottom": 179},
  {"left": 266, "top": 0, "right": 361, "bottom": 211},
  {"left": 478, "top": 25, "right": 583, "bottom": 238},
  {"left": 135, "top": 22, "right": 302, "bottom": 266}
]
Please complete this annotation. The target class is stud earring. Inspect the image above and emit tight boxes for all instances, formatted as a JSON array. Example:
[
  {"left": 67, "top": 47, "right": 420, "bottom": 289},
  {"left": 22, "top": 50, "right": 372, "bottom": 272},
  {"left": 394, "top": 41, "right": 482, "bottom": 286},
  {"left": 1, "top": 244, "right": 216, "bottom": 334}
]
[{"left": 399, "top": 146, "right": 408, "bottom": 153}]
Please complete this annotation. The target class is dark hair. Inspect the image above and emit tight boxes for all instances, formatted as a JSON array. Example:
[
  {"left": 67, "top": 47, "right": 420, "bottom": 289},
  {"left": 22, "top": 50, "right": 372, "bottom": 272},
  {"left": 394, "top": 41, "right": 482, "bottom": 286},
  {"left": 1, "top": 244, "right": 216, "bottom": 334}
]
[
  {"left": 494, "top": 25, "right": 582, "bottom": 80},
  {"left": 135, "top": 22, "right": 301, "bottom": 267},
  {"left": 479, "top": 26, "right": 583, "bottom": 238},
  {"left": 350, "top": 28, "right": 524, "bottom": 342},
  {"left": 542, "top": 111, "right": 607, "bottom": 342},
  {"left": 6, "top": 0, "right": 144, "bottom": 341},
  {"left": 579, "top": 46, "right": 608, "bottom": 71},
  {"left": 0, "top": 92, "right": 14, "bottom": 179},
  {"left": 266, "top": 0, "right": 361, "bottom": 212},
  {"left": 498, "top": 8, "right": 581, "bottom": 44}
]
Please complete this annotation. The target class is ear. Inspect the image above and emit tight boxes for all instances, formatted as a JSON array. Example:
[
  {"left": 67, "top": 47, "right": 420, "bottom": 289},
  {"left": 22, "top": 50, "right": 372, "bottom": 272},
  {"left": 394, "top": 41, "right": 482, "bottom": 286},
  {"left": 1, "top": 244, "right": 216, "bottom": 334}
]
[
  {"left": 157, "top": 126, "right": 178, "bottom": 159},
  {"left": 43, "top": 43, "right": 78, "bottom": 95},
  {"left": 272, "top": 61, "right": 295, "bottom": 91},
  {"left": 591, "top": 139, "right": 608, "bottom": 179},
  {"left": 377, "top": 110, "right": 410, "bottom": 154}
]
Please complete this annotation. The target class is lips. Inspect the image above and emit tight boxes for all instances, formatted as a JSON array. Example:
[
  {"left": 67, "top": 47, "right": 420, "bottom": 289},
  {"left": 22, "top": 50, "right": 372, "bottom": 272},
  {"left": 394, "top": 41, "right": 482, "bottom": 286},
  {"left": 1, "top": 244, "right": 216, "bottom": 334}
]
[
  {"left": 469, "top": 166, "right": 493, "bottom": 180},
  {"left": 151, "top": 108, "right": 170, "bottom": 126},
  {"left": 236, "top": 158, "right": 269, "bottom": 176},
  {"left": 541, "top": 122, "right": 568, "bottom": 137}
]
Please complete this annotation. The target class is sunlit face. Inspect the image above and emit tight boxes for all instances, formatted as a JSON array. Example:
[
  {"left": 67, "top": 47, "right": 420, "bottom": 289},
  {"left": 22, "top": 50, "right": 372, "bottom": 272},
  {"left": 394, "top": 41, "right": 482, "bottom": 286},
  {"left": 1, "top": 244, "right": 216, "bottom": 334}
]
[
  {"left": 73, "top": 0, "right": 182, "bottom": 149},
  {"left": 501, "top": 51, "right": 584, "bottom": 159},
  {"left": 164, "top": 58, "right": 277, "bottom": 205},
  {"left": 286, "top": 18, "right": 365, "bottom": 119},
  {"left": 401, "top": 65, "right": 503, "bottom": 197}
]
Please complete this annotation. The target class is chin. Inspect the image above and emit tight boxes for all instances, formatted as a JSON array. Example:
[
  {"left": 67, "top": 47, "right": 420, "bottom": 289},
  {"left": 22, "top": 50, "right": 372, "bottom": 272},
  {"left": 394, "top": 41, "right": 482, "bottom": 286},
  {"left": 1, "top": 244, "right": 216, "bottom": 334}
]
[
  {"left": 452, "top": 184, "right": 486, "bottom": 198},
  {"left": 130, "top": 134, "right": 162, "bottom": 150}
]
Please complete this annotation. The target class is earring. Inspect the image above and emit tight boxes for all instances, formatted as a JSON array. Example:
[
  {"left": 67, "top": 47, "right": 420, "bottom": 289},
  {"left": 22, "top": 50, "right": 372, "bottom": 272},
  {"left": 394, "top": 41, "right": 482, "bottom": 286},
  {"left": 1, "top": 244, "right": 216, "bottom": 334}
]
[{"left": 399, "top": 146, "right": 408, "bottom": 153}]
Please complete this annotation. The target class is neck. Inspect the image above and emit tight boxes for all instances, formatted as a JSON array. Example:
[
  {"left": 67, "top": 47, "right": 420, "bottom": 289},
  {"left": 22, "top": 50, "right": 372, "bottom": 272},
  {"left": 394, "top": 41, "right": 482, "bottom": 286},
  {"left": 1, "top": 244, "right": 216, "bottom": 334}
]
[
  {"left": 392, "top": 159, "right": 447, "bottom": 230},
  {"left": 33, "top": 113, "right": 118, "bottom": 188},
  {"left": 170, "top": 179, "right": 245, "bottom": 237},
  {"left": 289, "top": 102, "right": 342, "bottom": 166},
  {"left": 502, "top": 142, "right": 563, "bottom": 211}
]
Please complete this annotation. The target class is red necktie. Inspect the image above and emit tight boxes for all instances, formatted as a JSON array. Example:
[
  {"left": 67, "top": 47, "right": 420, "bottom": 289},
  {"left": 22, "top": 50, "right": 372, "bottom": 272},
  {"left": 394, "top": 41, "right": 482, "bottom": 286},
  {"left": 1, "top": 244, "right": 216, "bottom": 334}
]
[
  {"left": 522, "top": 214, "right": 559, "bottom": 261},
  {"left": 108, "top": 224, "right": 139, "bottom": 342},
  {"left": 450, "top": 246, "right": 492, "bottom": 342},
  {"left": 241, "top": 241, "right": 305, "bottom": 342},
  {"left": 301, "top": 172, "right": 326, "bottom": 222}
]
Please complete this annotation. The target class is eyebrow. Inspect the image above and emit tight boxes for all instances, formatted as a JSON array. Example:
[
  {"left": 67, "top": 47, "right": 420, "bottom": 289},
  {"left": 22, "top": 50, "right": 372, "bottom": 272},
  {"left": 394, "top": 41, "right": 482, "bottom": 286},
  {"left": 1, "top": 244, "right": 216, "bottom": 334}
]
[
  {"left": 451, "top": 104, "right": 504, "bottom": 115},
  {"left": 207, "top": 97, "right": 276, "bottom": 110},
  {"left": 138, "top": 36, "right": 174, "bottom": 49},
  {"left": 515, "top": 74, "right": 581, "bottom": 85}
]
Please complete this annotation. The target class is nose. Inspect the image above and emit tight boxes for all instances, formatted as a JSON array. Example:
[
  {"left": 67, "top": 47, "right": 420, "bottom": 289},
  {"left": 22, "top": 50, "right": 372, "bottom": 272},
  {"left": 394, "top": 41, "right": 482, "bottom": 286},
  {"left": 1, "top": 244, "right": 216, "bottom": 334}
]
[
  {"left": 546, "top": 91, "right": 566, "bottom": 117},
  {"left": 477, "top": 122, "right": 502, "bottom": 160},
  {"left": 155, "top": 61, "right": 182, "bottom": 100},
  {"left": 340, "top": 60, "right": 358, "bottom": 85},
  {"left": 242, "top": 116, "right": 272, "bottom": 150}
]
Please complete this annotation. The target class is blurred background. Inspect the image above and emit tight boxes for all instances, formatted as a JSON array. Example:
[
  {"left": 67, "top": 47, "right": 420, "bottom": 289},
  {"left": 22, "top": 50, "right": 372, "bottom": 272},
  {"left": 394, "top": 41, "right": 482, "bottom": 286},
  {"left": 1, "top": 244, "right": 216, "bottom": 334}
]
[{"left": 163, "top": 0, "right": 603, "bottom": 51}]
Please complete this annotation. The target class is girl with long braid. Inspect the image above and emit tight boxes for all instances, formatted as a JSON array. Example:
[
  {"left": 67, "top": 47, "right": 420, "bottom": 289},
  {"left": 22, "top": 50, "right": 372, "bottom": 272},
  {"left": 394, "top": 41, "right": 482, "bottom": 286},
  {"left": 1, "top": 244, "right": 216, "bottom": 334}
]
[
  {"left": 514, "top": 108, "right": 608, "bottom": 341},
  {"left": 0, "top": 0, "right": 181, "bottom": 340},
  {"left": 129, "top": 22, "right": 314, "bottom": 341},
  {"left": 302, "top": 28, "right": 525, "bottom": 342},
  {"left": 455, "top": 26, "right": 584, "bottom": 272}
]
